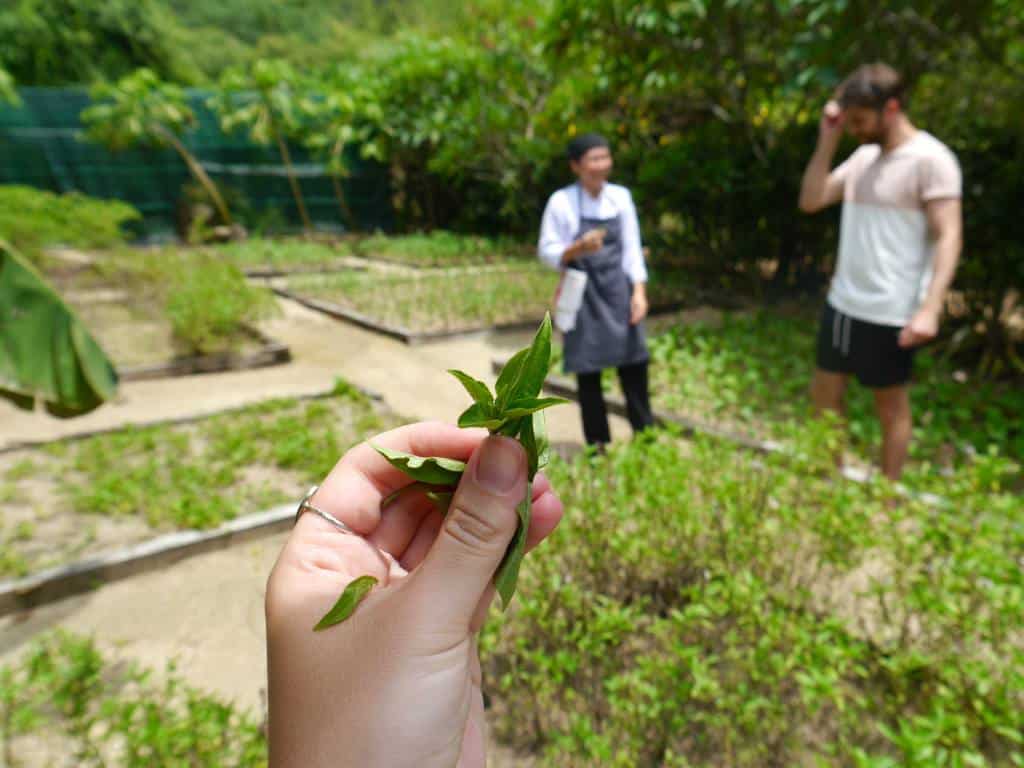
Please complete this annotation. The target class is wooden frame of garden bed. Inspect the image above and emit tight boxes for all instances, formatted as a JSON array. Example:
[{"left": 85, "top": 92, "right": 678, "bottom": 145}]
[
  {"left": 0, "top": 383, "right": 386, "bottom": 613},
  {"left": 117, "top": 324, "right": 291, "bottom": 382},
  {"left": 273, "top": 285, "right": 694, "bottom": 345}
]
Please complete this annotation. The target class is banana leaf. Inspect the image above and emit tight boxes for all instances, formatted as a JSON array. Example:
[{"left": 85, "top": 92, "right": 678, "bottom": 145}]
[{"left": 0, "top": 240, "right": 118, "bottom": 417}]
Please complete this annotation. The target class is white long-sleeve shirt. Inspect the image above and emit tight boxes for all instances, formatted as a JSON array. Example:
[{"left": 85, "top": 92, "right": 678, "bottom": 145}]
[{"left": 537, "top": 182, "right": 648, "bottom": 284}]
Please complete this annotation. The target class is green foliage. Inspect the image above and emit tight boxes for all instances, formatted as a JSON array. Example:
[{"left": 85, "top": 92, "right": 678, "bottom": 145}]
[
  {"left": 0, "top": 632, "right": 267, "bottom": 766},
  {"left": 0, "top": 65, "right": 17, "bottom": 105},
  {"left": 644, "top": 310, "right": 1024, "bottom": 465},
  {"left": 0, "top": 186, "right": 140, "bottom": 262},
  {"left": 314, "top": 575, "right": 379, "bottom": 631},
  {"left": 82, "top": 68, "right": 194, "bottom": 150},
  {"left": 162, "top": 254, "right": 277, "bottom": 355},
  {"left": 0, "top": 0, "right": 201, "bottom": 86},
  {"left": 482, "top": 426, "right": 1023, "bottom": 765}
]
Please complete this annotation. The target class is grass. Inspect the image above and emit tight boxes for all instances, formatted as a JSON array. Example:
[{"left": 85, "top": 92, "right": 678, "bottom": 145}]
[
  {"left": 0, "top": 382, "right": 398, "bottom": 577},
  {"left": 482, "top": 425, "right": 1023, "bottom": 766},
  {"left": 0, "top": 631, "right": 266, "bottom": 767}
]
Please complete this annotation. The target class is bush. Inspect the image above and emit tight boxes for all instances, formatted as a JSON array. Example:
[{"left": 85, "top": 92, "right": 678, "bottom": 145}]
[
  {"left": 481, "top": 427, "right": 1023, "bottom": 766},
  {"left": 0, "top": 185, "right": 140, "bottom": 261}
]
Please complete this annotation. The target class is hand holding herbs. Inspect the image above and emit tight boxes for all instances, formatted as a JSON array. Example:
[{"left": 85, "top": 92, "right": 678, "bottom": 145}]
[
  {"left": 313, "top": 314, "right": 566, "bottom": 630},
  {"left": 266, "top": 419, "right": 563, "bottom": 768}
]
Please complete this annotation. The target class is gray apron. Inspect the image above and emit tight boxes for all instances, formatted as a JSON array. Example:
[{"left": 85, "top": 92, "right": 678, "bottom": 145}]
[{"left": 563, "top": 184, "right": 648, "bottom": 374}]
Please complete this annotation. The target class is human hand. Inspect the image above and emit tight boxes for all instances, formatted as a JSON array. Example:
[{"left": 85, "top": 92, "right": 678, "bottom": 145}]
[
  {"left": 265, "top": 422, "right": 563, "bottom": 768},
  {"left": 580, "top": 228, "right": 605, "bottom": 253},
  {"left": 818, "top": 100, "right": 845, "bottom": 145},
  {"left": 630, "top": 287, "right": 648, "bottom": 325},
  {"left": 899, "top": 307, "right": 940, "bottom": 348}
]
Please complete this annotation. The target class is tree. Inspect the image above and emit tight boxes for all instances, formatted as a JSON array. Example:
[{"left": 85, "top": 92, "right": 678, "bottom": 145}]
[
  {"left": 81, "top": 68, "right": 234, "bottom": 227},
  {"left": 0, "top": 0, "right": 200, "bottom": 86},
  {"left": 301, "top": 86, "right": 367, "bottom": 231},
  {"left": 211, "top": 60, "right": 314, "bottom": 234}
]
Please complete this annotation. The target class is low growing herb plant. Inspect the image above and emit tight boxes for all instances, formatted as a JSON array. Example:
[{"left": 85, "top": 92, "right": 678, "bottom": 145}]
[{"left": 315, "top": 314, "right": 567, "bottom": 630}]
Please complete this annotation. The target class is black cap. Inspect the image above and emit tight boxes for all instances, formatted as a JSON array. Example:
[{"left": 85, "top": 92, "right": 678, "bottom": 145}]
[{"left": 567, "top": 133, "right": 609, "bottom": 162}]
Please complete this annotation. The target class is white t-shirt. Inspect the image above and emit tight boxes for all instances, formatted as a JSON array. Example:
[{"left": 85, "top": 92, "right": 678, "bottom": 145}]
[
  {"left": 828, "top": 131, "right": 962, "bottom": 327},
  {"left": 537, "top": 182, "right": 648, "bottom": 284}
]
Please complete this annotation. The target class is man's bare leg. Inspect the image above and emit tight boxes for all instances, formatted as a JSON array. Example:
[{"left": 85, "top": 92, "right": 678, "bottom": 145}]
[
  {"left": 811, "top": 369, "right": 849, "bottom": 468},
  {"left": 811, "top": 369, "right": 849, "bottom": 418},
  {"left": 873, "top": 385, "right": 912, "bottom": 481}
]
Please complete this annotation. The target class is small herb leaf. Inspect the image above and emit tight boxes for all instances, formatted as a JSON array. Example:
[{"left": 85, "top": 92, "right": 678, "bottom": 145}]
[
  {"left": 313, "top": 575, "right": 378, "bottom": 631},
  {"left": 448, "top": 369, "right": 494, "bottom": 409},
  {"left": 503, "top": 396, "right": 569, "bottom": 420},
  {"left": 373, "top": 445, "right": 466, "bottom": 485},
  {"left": 457, "top": 403, "right": 506, "bottom": 431},
  {"left": 494, "top": 481, "right": 531, "bottom": 609},
  {"left": 495, "top": 349, "right": 529, "bottom": 410}
]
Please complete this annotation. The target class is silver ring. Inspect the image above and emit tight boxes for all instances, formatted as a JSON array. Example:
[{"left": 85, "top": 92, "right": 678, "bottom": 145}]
[
  {"left": 294, "top": 485, "right": 397, "bottom": 571},
  {"left": 295, "top": 485, "right": 358, "bottom": 535}
]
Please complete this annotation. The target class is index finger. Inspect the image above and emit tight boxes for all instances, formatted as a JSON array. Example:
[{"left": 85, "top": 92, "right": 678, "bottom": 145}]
[{"left": 311, "top": 421, "right": 488, "bottom": 534}]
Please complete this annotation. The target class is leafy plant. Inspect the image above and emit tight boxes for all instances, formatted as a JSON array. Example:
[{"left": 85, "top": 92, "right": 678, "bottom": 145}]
[
  {"left": 315, "top": 314, "right": 567, "bottom": 629},
  {"left": 211, "top": 60, "right": 315, "bottom": 233},
  {"left": 0, "top": 631, "right": 267, "bottom": 766},
  {"left": 0, "top": 65, "right": 17, "bottom": 105},
  {"left": 0, "top": 186, "right": 140, "bottom": 264},
  {"left": 82, "top": 68, "right": 234, "bottom": 226}
]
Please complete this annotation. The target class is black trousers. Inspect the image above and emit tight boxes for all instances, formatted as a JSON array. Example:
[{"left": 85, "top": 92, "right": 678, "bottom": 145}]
[{"left": 576, "top": 361, "right": 655, "bottom": 446}]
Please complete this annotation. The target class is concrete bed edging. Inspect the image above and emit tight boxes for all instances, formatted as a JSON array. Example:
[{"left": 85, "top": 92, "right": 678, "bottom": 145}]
[
  {"left": 490, "top": 356, "right": 944, "bottom": 506},
  {"left": 118, "top": 326, "right": 291, "bottom": 382},
  {"left": 0, "top": 503, "right": 296, "bottom": 617}
]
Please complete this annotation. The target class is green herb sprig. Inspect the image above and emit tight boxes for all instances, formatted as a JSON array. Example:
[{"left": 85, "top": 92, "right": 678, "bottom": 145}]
[{"left": 315, "top": 314, "right": 565, "bottom": 630}]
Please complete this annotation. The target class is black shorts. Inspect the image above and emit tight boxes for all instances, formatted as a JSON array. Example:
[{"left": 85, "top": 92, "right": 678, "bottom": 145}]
[{"left": 815, "top": 302, "right": 915, "bottom": 388}]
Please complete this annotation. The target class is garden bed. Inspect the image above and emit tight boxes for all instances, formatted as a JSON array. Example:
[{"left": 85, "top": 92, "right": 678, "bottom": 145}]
[
  {"left": 514, "top": 306, "right": 1022, "bottom": 477},
  {"left": 0, "top": 383, "right": 399, "bottom": 582},
  {"left": 277, "top": 267, "right": 700, "bottom": 343},
  {"left": 481, "top": 431, "right": 1023, "bottom": 766},
  {"left": 68, "top": 296, "right": 290, "bottom": 381}
]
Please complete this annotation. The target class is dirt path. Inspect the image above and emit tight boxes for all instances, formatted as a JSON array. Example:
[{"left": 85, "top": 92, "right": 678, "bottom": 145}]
[{"left": 0, "top": 297, "right": 629, "bottom": 449}]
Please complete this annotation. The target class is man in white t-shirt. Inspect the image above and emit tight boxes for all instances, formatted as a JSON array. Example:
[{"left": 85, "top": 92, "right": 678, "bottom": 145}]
[{"left": 798, "top": 63, "right": 963, "bottom": 480}]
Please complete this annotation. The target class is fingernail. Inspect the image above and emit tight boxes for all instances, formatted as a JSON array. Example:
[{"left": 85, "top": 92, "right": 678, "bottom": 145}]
[{"left": 474, "top": 437, "right": 524, "bottom": 494}]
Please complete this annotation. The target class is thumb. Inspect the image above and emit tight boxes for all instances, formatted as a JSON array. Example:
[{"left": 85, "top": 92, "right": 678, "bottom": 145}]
[{"left": 408, "top": 436, "right": 527, "bottom": 629}]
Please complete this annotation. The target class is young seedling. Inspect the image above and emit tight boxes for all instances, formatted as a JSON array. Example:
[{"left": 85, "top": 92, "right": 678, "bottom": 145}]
[{"left": 315, "top": 314, "right": 566, "bottom": 630}]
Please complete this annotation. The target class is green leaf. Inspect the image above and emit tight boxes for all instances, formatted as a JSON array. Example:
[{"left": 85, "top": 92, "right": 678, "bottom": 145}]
[
  {"left": 313, "top": 575, "right": 378, "bottom": 631},
  {"left": 457, "top": 402, "right": 506, "bottom": 431},
  {"left": 494, "top": 481, "right": 531, "bottom": 609},
  {"left": 373, "top": 445, "right": 466, "bottom": 485},
  {"left": 494, "top": 348, "right": 529, "bottom": 410},
  {"left": 448, "top": 369, "right": 494, "bottom": 408},
  {"left": 502, "top": 396, "right": 569, "bottom": 420},
  {"left": 520, "top": 411, "right": 550, "bottom": 478},
  {"left": 496, "top": 314, "right": 553, "bottom": 410}
]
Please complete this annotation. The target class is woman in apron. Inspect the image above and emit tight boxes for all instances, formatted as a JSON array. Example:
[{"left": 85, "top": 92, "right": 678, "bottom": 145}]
[{"left": 538, "top": 133, "right": 655, "bottom": 446}]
